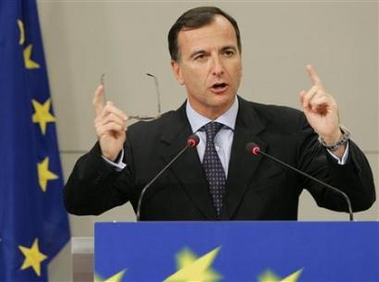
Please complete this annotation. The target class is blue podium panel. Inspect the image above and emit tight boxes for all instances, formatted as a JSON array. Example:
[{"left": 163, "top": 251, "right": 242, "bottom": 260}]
[{"left": 94, "top": 222, "right": 379, "bottom": 281}]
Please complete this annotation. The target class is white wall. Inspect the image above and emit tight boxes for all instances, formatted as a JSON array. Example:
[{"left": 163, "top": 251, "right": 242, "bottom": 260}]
[{"left": 37, "top": 1, "right": 378, "bottom": 280}]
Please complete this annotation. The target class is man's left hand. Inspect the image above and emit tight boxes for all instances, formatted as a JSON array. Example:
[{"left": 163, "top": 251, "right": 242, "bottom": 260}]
[{"left": 300, "top": 64, "right": 345, "bottom": 156}]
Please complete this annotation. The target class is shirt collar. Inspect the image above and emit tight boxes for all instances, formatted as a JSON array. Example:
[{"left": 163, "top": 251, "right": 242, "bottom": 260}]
[{"left": 186, "top": 96, "right": 239, "bottom": 133}]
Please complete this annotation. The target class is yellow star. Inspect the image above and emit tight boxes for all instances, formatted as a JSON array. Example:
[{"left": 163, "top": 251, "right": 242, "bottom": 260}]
[
  {"left": 258, "top": 268, "right": 303, "bottom": 282},
  {"left": 17, "top": 19, "right": 40, "bottom": 69},
  {"left": 18, "top": 238, "right": 47, "bottom": 277},
  {"left": 32, "top": 99, "right": 56, "bottom": 135},
  {"left": 94, "top": 269, "right": 127, "bottom": 282},
  {"left": 23, "top": 44, "right": 40, "bottom": 69},
  {"left": 176, "top": 247, "right": 199, "bottom": 269},
  {"left": 17, "top": 19, "right": 25, "bottom": 45},
  {"left": 37, "top": 157, "right": 58, "bottom": 192},
  {"left": 164, "top": 247, "right": 222, "bottom": 282}
]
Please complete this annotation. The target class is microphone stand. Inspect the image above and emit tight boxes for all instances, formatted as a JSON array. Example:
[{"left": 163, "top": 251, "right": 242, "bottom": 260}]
[
  {"left": 136, "top": 135, "right": 199, "bottom": 221},
  {"left": 248, "top": 144, "right": 354, "bottom": 221}
]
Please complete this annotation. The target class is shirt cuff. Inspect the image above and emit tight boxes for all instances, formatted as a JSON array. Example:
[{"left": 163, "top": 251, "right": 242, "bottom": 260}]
[
  {"left": 327, "top": 142, "right": 349, "bottom": 165},
  {"left": 101, "top": 150, "right": 126, "bottom": 171}
]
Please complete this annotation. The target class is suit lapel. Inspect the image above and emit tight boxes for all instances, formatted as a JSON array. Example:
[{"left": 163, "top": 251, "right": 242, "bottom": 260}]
[
  {"left": 221, "top": 97, "right": 267, "bottom": 219},
  {"left": 158, "top": 98, "right": 269, "bottom": 220},
  {"left": 159, "top": 104, "right": 217, "bottom": 219}
]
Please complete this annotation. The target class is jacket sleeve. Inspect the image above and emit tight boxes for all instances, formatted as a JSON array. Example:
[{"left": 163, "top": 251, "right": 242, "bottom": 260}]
[
  {"left": 297, "top": 116, "right": 376, "bottom": 212},
  {"left": 63, "top": 142, "right": 136, "bottom": 215}
]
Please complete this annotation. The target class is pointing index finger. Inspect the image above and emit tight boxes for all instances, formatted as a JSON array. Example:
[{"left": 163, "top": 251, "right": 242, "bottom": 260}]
[
  {"left": 93, "top": 84, "right": 104, "bottom": 116},
  {"left": 306, "top": 64, "right": 324, "bottom": 89}
]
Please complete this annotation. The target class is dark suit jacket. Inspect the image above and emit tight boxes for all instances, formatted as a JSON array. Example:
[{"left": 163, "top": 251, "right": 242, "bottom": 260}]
[{"left": 64, "top": 97, "right": 375, "bottom": 220}]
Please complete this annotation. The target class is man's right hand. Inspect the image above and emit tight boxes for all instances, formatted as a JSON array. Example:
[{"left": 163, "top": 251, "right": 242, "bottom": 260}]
[{"left": 93, "top": 85, "right": 128, "bottom": 161}]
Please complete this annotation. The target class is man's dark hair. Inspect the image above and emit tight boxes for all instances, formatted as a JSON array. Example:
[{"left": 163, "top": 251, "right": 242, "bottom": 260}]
[{"left": 168, "top": 6, "right": 242, "bottom": 62}]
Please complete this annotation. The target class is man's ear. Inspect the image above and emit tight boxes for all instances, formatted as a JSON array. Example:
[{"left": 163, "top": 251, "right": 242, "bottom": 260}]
[{"left": 170, "top": 60, "right": 184, "bottom": 85}]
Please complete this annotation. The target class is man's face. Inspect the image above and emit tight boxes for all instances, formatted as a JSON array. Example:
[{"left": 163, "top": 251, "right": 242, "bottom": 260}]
[{"left": 171, "top": 15, "right": 242, "bottom": 119}]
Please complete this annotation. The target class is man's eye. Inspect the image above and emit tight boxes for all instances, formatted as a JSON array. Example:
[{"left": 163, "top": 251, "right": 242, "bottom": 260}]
[
  {"left": 224, "top": 50, "right": 234, "bottom": 57},
  {"left": 195, "top": 54, "right": 206, "bottom": 61}
]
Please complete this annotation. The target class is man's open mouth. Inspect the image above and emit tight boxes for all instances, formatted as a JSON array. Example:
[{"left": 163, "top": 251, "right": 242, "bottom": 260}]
[{"left": 212, "top": 83, "right": 228, "bottom": 90}]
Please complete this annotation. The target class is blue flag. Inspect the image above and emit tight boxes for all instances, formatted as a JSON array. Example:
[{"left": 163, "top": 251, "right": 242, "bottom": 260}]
[
  {"left": 95, "top": 222, "right": 379, "bottom": 281},
  {"left": 0, "top": 0, "right": 70, "bottom": 281}
]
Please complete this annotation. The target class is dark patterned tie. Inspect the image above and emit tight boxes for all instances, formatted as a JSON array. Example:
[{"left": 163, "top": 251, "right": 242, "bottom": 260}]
[{"left": 202, "top": 122, "right": 226, "bottom": 218}]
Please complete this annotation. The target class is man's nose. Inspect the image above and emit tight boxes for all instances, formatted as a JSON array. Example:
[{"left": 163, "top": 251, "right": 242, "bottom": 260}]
[{"left": 211, "top": 56, "right": 225, "bottom": 76}]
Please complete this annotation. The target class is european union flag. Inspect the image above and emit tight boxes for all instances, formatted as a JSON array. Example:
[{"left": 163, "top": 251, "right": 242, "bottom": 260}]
[
  {"left": 0, "top": 0, "right": 70, "bottom": 281},
  {"left": 95, "top": 222, "right": 379, "bottom": 281}
]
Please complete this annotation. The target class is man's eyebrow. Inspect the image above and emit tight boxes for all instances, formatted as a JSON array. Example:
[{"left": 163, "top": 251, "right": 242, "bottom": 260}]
[
  {"left": 188, "top": 45, "right": 238, "bottom": 59},
  {"left": 221, "top": 45, "right": 237, "bottom": 51}
]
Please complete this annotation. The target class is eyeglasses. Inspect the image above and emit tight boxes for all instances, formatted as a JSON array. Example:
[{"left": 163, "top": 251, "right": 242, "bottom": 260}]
[{"left": 100, "top": 73, "right": 161, "bottom": 121}]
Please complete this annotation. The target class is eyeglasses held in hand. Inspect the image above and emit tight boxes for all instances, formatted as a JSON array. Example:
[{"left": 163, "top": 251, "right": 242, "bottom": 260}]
[{"left": 100, "top": 73, "right": 161, "bottom": 122}]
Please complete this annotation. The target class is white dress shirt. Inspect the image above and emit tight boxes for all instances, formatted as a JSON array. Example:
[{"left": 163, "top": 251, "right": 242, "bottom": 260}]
[{"left": 186, "top": 97, "right": 238, "bottom": 176}]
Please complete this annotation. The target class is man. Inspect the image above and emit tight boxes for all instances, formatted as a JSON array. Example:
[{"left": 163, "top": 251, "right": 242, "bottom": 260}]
[{"left": 64, "top": 6, "right": 375, "bottom": 220}]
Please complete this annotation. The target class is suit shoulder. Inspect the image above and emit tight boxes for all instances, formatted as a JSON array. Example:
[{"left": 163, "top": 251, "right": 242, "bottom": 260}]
[
  {"left": 238, "top": 97, "right": 308, "bottom": 133},
  {"left": 244, "top": 99, "right": 303, "bottom": 119},
  {"left": 127, "top": 107, "right": 186, "bottom": 138}
]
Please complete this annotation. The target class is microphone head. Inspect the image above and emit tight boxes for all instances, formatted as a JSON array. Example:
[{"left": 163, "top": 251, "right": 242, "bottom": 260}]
[
  {"left": 245, "top": 142, "right": 260, "bottom": 156},
  {"left": 187, "top": 134, "right": 200, "bottom": 148}
]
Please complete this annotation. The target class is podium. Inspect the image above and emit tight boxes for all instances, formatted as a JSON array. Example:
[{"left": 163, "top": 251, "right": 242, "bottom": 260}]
[{"left": 94, "top": 222, "right": 379, "bottom": 281}]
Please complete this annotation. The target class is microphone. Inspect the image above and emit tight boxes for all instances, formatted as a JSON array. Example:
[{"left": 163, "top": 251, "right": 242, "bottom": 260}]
[
  {"left": 245, "top": 142, "right": 354, "bottom": 221},
  {"left": 136, "top": 134, "right": 200, "bottom": 221}
]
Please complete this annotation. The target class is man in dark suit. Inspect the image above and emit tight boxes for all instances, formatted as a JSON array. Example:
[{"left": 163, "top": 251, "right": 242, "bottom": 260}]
[{"left": 64, "top": 6, "right": 375, "bottom": 220}]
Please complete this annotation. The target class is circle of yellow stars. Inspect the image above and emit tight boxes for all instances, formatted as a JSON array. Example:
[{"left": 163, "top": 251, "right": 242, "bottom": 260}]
[{"left": 95, "top": 246, "right": 303, "bottom": 282}]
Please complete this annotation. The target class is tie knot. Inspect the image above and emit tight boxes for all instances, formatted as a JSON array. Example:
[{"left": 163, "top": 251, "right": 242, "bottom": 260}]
[{"left": 203, "top": 122, "right": 224, "bottom": 140}]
